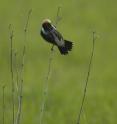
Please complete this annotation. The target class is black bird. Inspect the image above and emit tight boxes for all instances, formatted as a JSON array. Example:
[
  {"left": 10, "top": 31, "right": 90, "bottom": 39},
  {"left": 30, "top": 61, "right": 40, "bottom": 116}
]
[{"left": 40, "top": 19, "right": 73, "bottom": 55}]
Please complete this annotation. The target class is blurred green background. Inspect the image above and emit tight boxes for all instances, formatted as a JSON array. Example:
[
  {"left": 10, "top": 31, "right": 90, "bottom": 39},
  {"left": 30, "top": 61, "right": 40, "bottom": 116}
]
[{"left": 0, "top": 0, "right": 117, "bottom": 124}]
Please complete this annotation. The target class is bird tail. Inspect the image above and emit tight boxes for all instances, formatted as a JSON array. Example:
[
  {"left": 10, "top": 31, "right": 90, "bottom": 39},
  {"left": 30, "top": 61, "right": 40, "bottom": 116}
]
[{"left": 58, "top": 40, "right": 73, "bottom": 55}]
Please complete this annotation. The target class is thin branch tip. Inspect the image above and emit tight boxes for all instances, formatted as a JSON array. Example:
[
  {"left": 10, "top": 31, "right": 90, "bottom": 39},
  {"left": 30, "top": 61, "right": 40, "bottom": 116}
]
[
  {"left": 24, "top": 9, "right": 32, "bottom": 32},
  {"left": 77, "top": 32, "right": 97, "bottom": 124}
]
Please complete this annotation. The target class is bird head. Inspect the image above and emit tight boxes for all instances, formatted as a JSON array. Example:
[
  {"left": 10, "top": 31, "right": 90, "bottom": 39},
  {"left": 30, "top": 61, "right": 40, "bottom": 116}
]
[
  {"left": 42, "top": 19, "right": 51, "bottom": 24},
  {"left": 42, "top": 19, "right": 52, "bottom": 31}
]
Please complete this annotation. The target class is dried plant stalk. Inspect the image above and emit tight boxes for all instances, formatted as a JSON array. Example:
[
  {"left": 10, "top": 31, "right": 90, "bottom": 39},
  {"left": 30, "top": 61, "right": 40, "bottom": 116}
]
[
  {"left": 15, "top": 9, "right": 32, "bottom": 124},
  {"left": 39, "top": 6, "right": 62, "bottom": 124},
  {"left": 9, "top": 24, "right": 15, "bottom": 124},
  {"left": 2, "top": 85, "right": 5, "bottom": 124},
  {"left": 77, "top": 32, "right": 96, "bottom": 124}
]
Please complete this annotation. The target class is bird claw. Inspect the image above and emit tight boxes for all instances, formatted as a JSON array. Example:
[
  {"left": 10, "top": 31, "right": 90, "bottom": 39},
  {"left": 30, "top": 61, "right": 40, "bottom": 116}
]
[{"left": 51, "top": 45, "right": 54, "bottom": 51}]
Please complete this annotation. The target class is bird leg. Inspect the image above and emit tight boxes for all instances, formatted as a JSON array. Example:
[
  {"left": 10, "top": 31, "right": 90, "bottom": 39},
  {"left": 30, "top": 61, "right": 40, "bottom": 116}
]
[{"left": 51, "top": 45, "right": 54, "bottom": 51}]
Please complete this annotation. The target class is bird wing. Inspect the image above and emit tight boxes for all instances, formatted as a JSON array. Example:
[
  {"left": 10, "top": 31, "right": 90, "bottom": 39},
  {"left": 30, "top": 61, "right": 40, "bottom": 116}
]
[
  {"left": 41, "top": 26, "right": 65, "bottom": 46},
  {"left": 51, "top": 29, "right": 65, "bottom": 46},
  {"left": 41, "top": 29, "right": 56, "bottom": 45}
]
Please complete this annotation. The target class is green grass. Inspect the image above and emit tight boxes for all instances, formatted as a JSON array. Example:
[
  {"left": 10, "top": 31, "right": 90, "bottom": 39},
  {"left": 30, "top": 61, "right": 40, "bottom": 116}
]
[{"left": 0, "top": 0, "right": 117, "bottom": 124}]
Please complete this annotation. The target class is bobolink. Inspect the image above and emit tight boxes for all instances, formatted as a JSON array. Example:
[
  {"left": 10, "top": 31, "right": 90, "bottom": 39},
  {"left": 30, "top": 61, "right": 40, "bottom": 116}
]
[{"left": 40, "top": 19, "right": 73, "bottom": 55}]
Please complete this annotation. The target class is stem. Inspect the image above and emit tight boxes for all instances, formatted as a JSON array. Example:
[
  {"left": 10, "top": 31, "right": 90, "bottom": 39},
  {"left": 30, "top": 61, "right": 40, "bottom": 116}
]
[
  {"left": 3, "top": 85, "right": 5, "bottom": 124},
  {"left": 24, "top": 9, "right": 32, "bottom": 33},
  {"left": 77, "top": 32, "right": 96, "bottom": 124},
  {"left": 15, "top": 9, "right": 32, "bottom": 124},
  {"left": 39, "top": 6, "right": 62, "bottom": 124},
  {"left": 9, "top": 24, "right": 15, "bottom": 124},
  {"left": 39, "top": 47, "right": 54, "bottom": 124},
  {"left": 17, "top": 47, "right": 26, "bottom": 124},
  {"left": 55, "top": 6, "right": 62, "bottom": 26}
]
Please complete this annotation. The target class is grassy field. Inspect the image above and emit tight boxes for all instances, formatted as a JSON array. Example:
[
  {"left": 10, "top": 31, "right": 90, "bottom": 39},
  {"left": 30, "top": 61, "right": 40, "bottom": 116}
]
[{"left": 0, "top": 0, "right": 117, "bottom": 124}]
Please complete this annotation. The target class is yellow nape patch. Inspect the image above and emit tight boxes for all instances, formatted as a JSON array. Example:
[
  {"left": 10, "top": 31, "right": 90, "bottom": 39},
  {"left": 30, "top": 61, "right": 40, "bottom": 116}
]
[{"left": 42, "top": 19, "right": 51, "bottom": 24}]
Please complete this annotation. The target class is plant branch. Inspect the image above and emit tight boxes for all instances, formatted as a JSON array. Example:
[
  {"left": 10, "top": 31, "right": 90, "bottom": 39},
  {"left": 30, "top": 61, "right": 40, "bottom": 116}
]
[
  {"left": 55, "top": 6, "right": 62, "bottom": 27},
  {"left": 15, "top": 9, "right": 32, "bottom": 124},
  {"left": 9, "top": 24, "right": 15, "bottom": 124},
  {"left": 2, "top": 85, "right": 5, "bottom": 124},
  {"left": 77, "top": 32, "right": 96, "bottom": 124},
  {"left": 39, "top": 6, "right": 62, "bottom": 124},
  {"left": 24, "top": 9, "right": 32, "bottom": 33}
]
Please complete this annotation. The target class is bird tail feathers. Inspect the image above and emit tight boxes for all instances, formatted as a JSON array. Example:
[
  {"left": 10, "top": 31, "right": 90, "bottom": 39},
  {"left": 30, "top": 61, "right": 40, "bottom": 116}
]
[{"left": 58, "top": 40, "right": 73, "bottom": 55}]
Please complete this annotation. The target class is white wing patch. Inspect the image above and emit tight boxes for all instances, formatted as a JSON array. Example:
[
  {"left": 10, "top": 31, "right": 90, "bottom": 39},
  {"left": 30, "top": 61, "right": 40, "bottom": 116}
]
[
  {"left": 53, "top": 33, "right": 64, "bottom": 46},
  {"left": 51, "top": 29, "right": 65, "bottom": 47}
]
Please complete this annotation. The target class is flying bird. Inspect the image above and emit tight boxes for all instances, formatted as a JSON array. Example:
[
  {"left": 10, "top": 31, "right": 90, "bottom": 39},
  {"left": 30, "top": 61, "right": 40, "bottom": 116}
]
[{"left": 40, "top": 19, "right": 73, "bottom": 55}]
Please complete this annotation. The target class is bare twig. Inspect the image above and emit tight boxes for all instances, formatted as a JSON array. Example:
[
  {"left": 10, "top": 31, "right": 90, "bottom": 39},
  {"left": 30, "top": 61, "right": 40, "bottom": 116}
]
[
  {"left": 55, "top": 6, "right": 62, "bottom": 27},
  {"left": 14, "top": 52, "right": 20, "bottom": 124},
  {"left": 23, "top": 9, "right": 32, "bottom": 57},
  {"left": 15, "top": 9, "right": 32, "bottom": 124},
  {"left": 2, "top": 85, "right": 5, "bottom": 124},
  {"left": 15, "top": 79, "right": 23, "bottom": 124},
  {"left": 77, "top": 32, "right": 96, "bottom": 124},
  {"left": 24, "top": 9, "right": 32, "bottom": 33},
  {"left": 9, "top": 24, "right": 15, "bottom": 124},
  {"left": 39, "top": 47, "right": 54, "bottom": 124},
  {"left": 14, "top": 52, "right": 19, "bottom": 93},
  {"left": 39, "top": 6, "right": 62, "bottom": 124}
]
